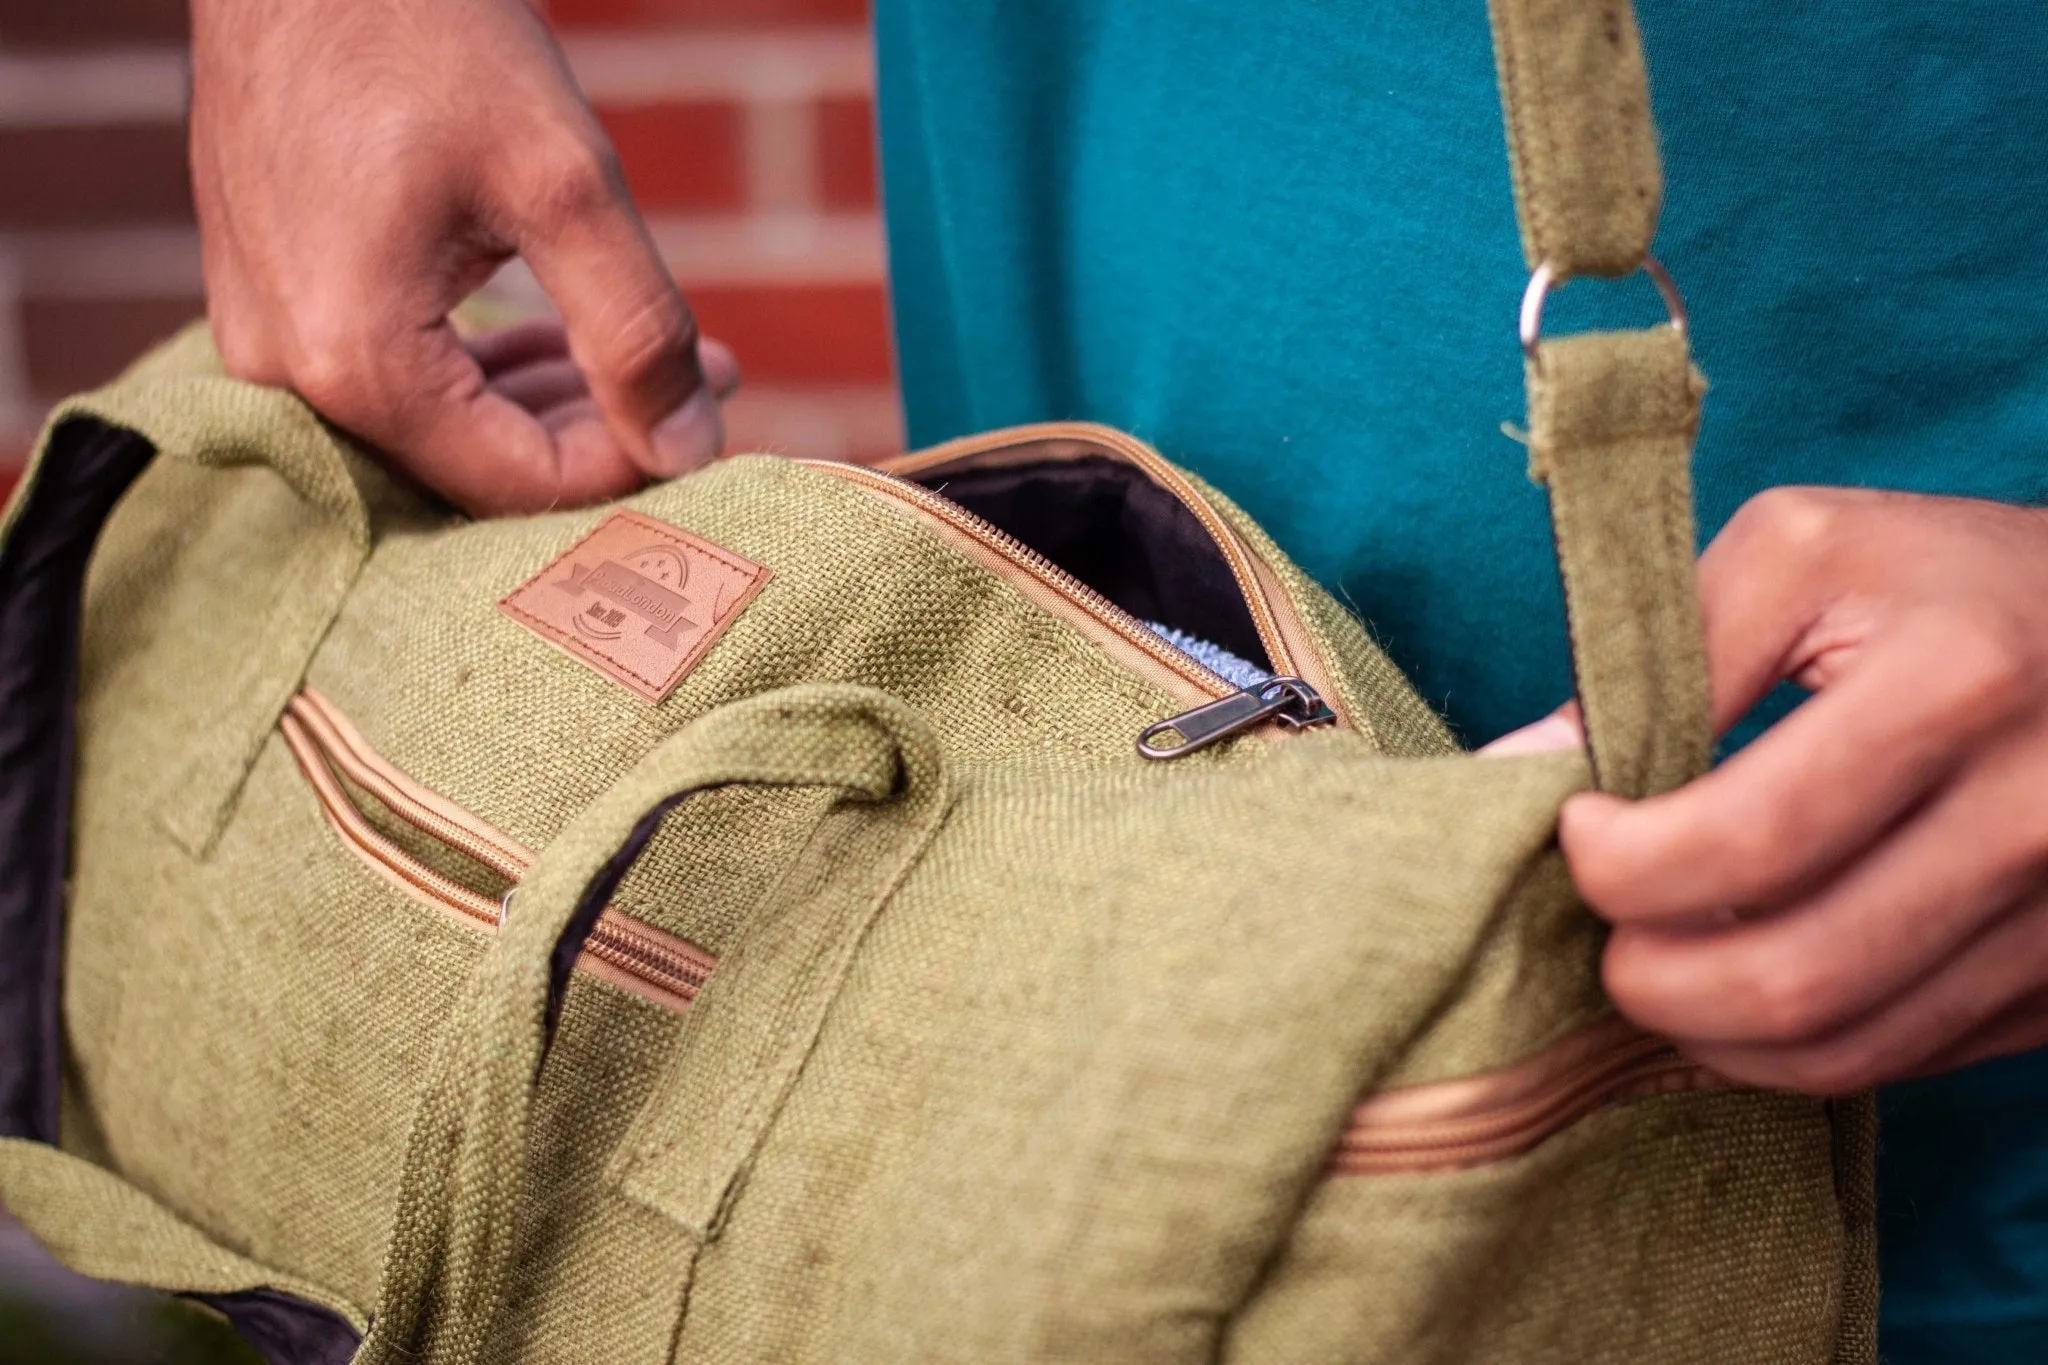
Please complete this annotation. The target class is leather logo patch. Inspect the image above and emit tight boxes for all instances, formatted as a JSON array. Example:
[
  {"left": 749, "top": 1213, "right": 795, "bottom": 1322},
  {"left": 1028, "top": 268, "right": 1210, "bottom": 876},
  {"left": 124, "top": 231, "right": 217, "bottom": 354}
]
[{"left": 499, "top": 510, "right": 771, "bottom": 703}]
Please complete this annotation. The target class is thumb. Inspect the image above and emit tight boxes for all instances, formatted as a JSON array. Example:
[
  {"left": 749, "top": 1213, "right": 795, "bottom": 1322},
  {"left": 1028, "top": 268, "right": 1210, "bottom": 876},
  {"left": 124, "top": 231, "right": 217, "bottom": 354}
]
[
  {"left": 515, "top": 148, "right": 722, "bottom": 477},
  {"left": 1479, "top": 702, "right": 1586, "bottom": 756}
]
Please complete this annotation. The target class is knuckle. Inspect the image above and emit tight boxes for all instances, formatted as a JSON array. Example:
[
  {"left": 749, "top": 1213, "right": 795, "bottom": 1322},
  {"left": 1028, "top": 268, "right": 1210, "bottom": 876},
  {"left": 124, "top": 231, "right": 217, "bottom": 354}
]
[
  {"left": 589, "top": 294, "right": 696, "bottom": 395},
  {"left": 1734, "top": 959, "right": 1842, "bottom": 1045},
  {"left": 1717, "top": 818, "right": 1807, "bottom": 905},
  {"left": 284, "top": 321, "right": 372, "bottom": 417},
  {"left": 1674, "top": 814, "right": 1773, "bottom": 899},
  {"left": 515, "top": 134, "right": 627, "bottom": 236},
  {"left": 288, "top": 348, "right": 356, "bottom": 414},
  {"left": 1730, "top": 486, "right": 1846, "bottom": 566},
  {"left": 1935, "top": 605, "right": 2034, "bottom": 721},
  {"left": 210, "top": 319, "right": 273, "bottom": 385}
]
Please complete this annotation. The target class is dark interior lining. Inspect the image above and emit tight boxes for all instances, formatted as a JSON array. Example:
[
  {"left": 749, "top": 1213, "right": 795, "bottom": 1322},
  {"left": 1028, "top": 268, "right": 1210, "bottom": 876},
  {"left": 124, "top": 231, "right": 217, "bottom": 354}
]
[
  {"left": 187, "top": 1289, "right": 363, "bottom": 1365},
  {"left": 919, "top": 457, "right": 1271, "bottom": 669},
  {"left": 0, "top": 418, "right": 153, "bottom": 1142},
  {"left": 0, "top": 417, "right": 365, "bottom": 1365}
]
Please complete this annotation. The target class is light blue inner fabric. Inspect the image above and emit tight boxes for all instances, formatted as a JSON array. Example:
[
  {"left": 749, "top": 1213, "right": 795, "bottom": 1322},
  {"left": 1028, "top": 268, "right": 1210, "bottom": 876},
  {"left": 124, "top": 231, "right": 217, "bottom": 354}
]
[{"left": 1143, "top": 622, "right": 1272, "bottom": 691}]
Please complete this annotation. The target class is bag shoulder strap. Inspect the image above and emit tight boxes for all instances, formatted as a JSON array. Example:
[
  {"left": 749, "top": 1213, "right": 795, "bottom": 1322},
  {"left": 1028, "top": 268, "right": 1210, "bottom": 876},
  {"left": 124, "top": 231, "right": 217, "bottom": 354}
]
[{"left": 1487, "top": 0, "right": 1712, "bottom": 797}]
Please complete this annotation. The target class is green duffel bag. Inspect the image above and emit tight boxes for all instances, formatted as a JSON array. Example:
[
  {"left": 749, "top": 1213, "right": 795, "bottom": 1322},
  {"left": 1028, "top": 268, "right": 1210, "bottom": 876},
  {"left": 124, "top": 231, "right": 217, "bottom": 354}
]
[{"left": 0, "top": 2, "right": 1876, "bottom": 1361}]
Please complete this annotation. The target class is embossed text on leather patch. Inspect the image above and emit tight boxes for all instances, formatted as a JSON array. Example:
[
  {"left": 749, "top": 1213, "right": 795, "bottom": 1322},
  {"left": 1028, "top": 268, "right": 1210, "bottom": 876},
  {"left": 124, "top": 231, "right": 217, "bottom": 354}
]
[{"left": 499, "top": 509, "right": 771, "bottom": 703}]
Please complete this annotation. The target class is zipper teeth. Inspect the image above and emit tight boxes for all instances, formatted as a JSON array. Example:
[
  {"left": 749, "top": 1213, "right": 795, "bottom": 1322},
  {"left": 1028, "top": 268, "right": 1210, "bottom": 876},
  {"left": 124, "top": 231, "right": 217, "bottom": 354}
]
[
  {"left": 280, "top": 713, "right": 505, "bottom": 927},
  {"left": 287, "top": 691, "right": 530, "bottom": 880},
  {"left": 1330, "top": 1037, "right": 1716, "bottom": 1175},
  {"left": 872, "top": 424, "right": 1294, "bottom": 676},
  {"left": 806, "top": 460, "right": 1234, "bottom": 698},
  {"left": 280, "top": 695, "right": 714, "bottom": 1010},
  {"left": 585, "top": 920, "right": 714, "bottom": 995},
  {"left": 1089, "top": 433, "right": 1291, "bottom": 676}
]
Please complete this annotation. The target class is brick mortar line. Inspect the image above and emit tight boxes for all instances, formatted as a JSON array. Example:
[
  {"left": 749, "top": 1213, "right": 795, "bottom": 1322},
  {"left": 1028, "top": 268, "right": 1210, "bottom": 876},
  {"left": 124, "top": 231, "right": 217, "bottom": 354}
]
[
  {"left": 0, "top": 31, "right": 870, "bottom": 126},
  {"left": 743, "top": 97, "right": 823, "bottom": 217},
  {"left": 0, "top": 47, "right": 189, "bottom": 128},
  {"left": 563, "top": 27, "right": 873, "bottom": 104},
  {"left": 2, "top": 213, "right": 883, "bottom": 299}
]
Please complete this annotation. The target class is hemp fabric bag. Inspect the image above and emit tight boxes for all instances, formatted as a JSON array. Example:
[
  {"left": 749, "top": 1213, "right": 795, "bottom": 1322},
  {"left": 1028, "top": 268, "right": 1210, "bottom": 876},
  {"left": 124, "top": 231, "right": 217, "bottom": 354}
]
[{"left": 0, "top": 3, "right": 1876, "bottom": 1362}]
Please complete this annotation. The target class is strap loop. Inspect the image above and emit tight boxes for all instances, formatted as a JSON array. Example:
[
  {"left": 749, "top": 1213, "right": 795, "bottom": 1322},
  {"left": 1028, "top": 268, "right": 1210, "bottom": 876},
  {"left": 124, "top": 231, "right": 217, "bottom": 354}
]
[{"left": 1520, "top": 255, "right": 1687, "bottom": 366}]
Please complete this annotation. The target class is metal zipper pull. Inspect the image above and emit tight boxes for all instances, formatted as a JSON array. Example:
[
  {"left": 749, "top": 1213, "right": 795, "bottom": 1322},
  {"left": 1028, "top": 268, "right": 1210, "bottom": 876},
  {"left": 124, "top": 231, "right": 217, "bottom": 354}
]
[{"left": 1136, "top": 677, "right": 1336, "bottom": 760}]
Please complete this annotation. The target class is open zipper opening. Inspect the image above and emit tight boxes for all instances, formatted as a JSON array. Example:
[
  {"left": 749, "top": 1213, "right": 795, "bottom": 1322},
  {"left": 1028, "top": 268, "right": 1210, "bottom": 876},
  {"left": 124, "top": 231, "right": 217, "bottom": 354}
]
[
  {"left": 803, "top": 423, "right": 1352, "bottom": 746},
  {"left": 280, "top": 688, "right": 715, "bottom": 1014},
  {"left": 1329, "top": 1017, "right": 1732, "bottom": 1175}
]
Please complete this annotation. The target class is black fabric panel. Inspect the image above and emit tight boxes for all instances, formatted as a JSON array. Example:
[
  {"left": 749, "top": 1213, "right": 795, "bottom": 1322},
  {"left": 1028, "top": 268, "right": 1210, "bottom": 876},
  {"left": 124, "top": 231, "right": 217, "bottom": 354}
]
[
  {"left": 0, "top": 418, "right": 155, "bottom": 1142},
  {"left": 545, "top": 795, "right": 686, "bottom": 1041},
  {"left": 924, "top": 456, "right": 1271, "bottom": 669},
  {"left": 188, "top": 1290, "right": 364, "bottom": 1365}
]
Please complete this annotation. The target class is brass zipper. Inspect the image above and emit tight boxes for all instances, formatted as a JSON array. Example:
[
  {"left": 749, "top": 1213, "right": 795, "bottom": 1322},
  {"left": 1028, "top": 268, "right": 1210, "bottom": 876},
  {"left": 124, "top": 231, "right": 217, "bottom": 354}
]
[
  {"left": 1328, "top": 1018, "right": 1731, "bottom": 1176},
  {"left": 874, "top": 424, "right": 1302, "bottom": 673},
  {"left": 871, "top": 423, "right": 1352, "bottom": 723},
  {"left": 808, "top": 460, "right": 1236, "bottom": 700},
  {"left": 281, "top": 689, "right": 715, "bottom": 1014},
  {"left": 804, "top": 423, "right": 1352, "bottom": 752}
]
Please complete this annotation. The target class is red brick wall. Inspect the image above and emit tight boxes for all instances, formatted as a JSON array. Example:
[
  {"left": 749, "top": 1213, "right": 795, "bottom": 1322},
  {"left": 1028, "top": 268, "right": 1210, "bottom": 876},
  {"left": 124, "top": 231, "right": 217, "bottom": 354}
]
[{"left": 0, "top": 0, "right": 898, "bottom": 505}]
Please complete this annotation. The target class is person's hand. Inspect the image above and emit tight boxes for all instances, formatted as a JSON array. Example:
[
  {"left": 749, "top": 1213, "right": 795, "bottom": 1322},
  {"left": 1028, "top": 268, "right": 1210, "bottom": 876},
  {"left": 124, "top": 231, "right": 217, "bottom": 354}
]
[
  {"left": 189, "top": 0, "right": 737, "bottom": 516},
  {"left": 1492, "top": 487, "right": 2048, "bottom": 1093}
]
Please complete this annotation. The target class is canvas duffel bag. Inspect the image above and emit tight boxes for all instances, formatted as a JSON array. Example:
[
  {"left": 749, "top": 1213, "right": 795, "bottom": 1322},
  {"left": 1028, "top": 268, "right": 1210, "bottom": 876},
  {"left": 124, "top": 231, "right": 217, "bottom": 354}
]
[{"left": 0, "top": 2, "right": 1877, "bottom": 1362}]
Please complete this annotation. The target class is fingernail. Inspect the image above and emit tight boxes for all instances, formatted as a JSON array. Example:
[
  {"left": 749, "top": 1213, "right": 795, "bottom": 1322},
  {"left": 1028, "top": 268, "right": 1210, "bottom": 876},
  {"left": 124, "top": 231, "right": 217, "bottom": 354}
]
[
  {"left": 647, "top": 387, "right": 725, "bottom": 477},
  {"left": 1480, "top": 711, "right": 1586, "bottom": 756}
]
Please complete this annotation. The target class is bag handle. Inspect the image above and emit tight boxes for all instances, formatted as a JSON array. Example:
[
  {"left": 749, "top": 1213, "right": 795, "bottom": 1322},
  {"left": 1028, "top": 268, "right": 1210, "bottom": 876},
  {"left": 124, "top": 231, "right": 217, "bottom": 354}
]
[
  {"left": 12, "top": 326, "right": 380, "bottom": 858},
  {"left": 1487, "top": 0, "right": 1713, "bottom": 797},
  {"left": 354, "top": 684, "right": 949, "bottom": 1365},
  {"left": 1, "top": 320, "right": 383, "bottom": 1134},
  {"left": 29, "top": 322, "right": 373, "bottom": 550}
]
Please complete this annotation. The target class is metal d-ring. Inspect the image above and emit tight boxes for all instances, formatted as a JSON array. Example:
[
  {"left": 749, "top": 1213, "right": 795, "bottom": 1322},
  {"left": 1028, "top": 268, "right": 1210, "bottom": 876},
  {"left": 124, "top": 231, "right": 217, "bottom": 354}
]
[{"left": 1519, "top": 255, "right": 1687, "bottom": 366}]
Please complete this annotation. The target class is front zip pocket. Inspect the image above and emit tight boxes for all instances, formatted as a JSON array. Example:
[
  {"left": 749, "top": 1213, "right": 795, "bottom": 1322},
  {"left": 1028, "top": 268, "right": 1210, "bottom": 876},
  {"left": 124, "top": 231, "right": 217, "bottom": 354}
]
[
  {"left": 282, "top": 693, "right": 1713, "bottom": 1175},
  {"left": 280, "top": 687, "right": 715, "bottom": 1014},
  {"left": 803, "top": 423, "right": 1346, "bottom": 757},
  {"left": 1329, "top": 1017, "right": 1731, "bottom": 1176}
]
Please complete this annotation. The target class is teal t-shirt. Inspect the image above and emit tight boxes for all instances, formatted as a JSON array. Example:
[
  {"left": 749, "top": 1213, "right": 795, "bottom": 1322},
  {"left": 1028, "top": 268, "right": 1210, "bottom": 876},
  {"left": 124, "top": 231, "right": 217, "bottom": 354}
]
[{"left": 872, "top": 1, "right": 2048, "bottom": 1356}]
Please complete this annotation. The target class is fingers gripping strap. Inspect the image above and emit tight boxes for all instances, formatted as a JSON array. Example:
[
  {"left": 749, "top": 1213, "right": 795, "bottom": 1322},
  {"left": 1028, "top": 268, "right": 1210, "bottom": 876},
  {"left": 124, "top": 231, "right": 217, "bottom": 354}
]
[
  {"left": 1527, "top": 329, "right": 1712, "bottom": 797},
  {"left": 1487, "top": 0, "right": 1663, "bottom": 278},
  {"left": 356, "top": 685, "right": 946, "bottom": 1365}
]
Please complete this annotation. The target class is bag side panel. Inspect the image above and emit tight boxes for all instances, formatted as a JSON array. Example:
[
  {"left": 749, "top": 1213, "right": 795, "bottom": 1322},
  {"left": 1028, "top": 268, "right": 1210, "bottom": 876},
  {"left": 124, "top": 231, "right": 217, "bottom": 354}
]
[{"left": 1225, "top": 1091, "right": 1844, "bottom": 1364}]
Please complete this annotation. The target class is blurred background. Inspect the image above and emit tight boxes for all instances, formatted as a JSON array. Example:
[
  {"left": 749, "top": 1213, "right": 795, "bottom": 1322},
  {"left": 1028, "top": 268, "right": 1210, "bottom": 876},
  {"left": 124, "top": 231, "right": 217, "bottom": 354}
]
[
  {"left": 0, "top": 0, "right": 901, "bottom": 506},
  {"left": 1, "top": 0, "right": 891, "bottom": 1354}
]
